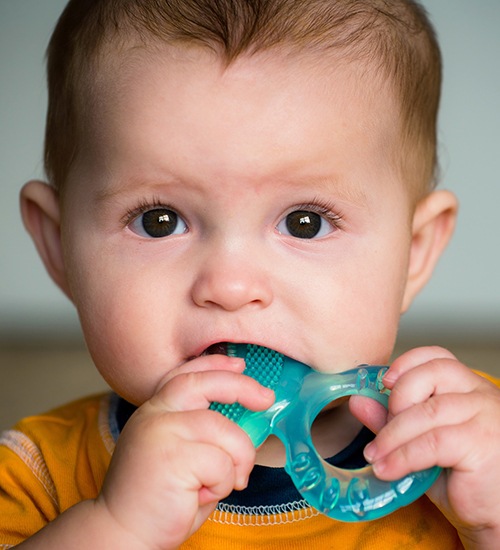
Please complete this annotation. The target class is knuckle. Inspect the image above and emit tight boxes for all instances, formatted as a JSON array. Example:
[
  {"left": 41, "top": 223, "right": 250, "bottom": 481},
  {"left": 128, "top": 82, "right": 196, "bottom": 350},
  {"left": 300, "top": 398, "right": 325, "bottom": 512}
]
[
  {"left": 420, "top": 395, "right": 442, "bottom": 421},
  {"left": 422, "top": 428, "right": 441, "bottom": 457}
]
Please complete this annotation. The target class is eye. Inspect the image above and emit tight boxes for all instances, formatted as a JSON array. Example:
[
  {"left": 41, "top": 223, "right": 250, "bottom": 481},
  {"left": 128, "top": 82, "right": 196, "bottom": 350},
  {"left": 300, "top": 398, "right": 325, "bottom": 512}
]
[
  {"left": 277, "top": 209, "right": 337, "bottom": 239},
  {"left": 128, "top": 207, "right": 188, "bottom": 238}
]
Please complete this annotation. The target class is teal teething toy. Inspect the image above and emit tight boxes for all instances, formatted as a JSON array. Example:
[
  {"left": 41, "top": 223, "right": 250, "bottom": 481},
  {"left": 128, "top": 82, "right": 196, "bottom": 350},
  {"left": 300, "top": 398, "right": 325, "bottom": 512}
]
[{"left": 210, "top": 343, "right": 441, "bottom": 522}]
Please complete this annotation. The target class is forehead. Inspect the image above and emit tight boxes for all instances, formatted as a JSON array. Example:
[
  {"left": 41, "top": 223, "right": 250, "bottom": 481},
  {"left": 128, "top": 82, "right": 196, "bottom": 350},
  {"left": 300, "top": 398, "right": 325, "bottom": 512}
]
[
  {"left": 70, "top": 44, "right": 402, "bottom": 199},
  {"left": 90, "top": 44, "right": 399, "bottom": 132}
]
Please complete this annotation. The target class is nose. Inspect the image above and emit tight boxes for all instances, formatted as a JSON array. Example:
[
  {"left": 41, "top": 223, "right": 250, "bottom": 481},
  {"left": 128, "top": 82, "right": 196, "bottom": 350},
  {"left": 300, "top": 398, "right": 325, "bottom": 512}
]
[{"left": 191, "top": 247, "right": 273, "bottom": 311}]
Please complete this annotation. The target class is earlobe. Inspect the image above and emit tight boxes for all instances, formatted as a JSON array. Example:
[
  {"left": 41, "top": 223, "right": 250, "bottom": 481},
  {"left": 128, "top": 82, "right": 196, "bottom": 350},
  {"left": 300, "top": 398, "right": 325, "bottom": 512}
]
[
  {"left": 401, "top": 190, "right": 458, "bottom": 313},
  {"left": 20, "top": 180, "right": 72, "bottom": 299}
]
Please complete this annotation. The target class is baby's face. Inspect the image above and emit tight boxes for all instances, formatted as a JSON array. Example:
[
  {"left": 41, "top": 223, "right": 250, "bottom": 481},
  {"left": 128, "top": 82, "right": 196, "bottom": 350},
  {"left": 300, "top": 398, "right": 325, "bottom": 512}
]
[{"left": 60, "top": 47, "right": 415, "bottom": 405}]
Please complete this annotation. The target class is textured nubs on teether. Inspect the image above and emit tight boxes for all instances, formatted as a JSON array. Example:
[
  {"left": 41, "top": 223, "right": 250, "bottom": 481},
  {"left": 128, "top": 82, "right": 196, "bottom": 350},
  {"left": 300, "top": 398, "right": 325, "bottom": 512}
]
[
  {"left": 209, "top": 344, "right": 284, "bottom": 423},
  {"left": 241, "top": 344, "right": 284, "bottom": 389}
]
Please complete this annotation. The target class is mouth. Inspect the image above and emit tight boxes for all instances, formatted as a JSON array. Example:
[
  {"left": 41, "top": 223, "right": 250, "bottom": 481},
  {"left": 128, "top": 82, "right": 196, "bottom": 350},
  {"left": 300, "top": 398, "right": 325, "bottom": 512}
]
[
  {"left": 185, "top": 342, "right": 231, "bottom": 362},
  {"left": 194, "top": 341, "right": 270, "bottom": 361},
  {"left": 191, "top": 341, "right": 289, "bottom": 364},
  {"left": 201, "top": 342, "right": 229, "bottom": 356}
]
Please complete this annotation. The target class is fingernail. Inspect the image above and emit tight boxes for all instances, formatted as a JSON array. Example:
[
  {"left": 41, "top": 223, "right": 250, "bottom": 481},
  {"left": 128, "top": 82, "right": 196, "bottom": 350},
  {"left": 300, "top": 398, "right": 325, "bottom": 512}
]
[
  {"left": 237, "top": 475, "right": 249, "bottom": 490},
  {"left": 371, "top": 459, "right": 386, "bottom": 477},
  {"left": 382, "top": 371, "right": 396, "bottom": 385},
  {"left": 229, "top": 357, "right": 246, "bottom": 370},
  {"left": 364, "top": 442, "right": 377, "bottom": 463},
  {"left": 260, "top": 386, "right": 275, "bottom": 400}
]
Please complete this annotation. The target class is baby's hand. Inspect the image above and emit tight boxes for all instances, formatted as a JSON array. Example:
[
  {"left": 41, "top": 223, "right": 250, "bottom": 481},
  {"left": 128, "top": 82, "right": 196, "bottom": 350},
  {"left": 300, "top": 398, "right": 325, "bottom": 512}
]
[
  {"left": 360, "top": 347, "right": 500, "bottom": 549},
  {"left": 95, "top": 354, "right": 274, "bottom": 549}
]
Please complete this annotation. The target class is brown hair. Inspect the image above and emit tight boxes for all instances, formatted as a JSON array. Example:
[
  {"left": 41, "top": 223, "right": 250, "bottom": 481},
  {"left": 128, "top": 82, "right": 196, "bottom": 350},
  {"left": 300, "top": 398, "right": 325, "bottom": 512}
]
[{"left": 44, "top": 0, "right": 441, "bottom": 199}]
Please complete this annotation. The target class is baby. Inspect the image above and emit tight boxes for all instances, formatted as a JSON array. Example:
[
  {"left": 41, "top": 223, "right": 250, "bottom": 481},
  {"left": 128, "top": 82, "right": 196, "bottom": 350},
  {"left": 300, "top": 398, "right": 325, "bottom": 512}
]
[{"left": 2, "top": 0, "right": 500, "bottom": 548}]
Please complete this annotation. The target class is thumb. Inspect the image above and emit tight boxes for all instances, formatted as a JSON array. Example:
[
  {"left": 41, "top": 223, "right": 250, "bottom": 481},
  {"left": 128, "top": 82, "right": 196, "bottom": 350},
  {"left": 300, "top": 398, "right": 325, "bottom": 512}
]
[{"left": 349, "top": 395, "right": 388, "bottom": 434}]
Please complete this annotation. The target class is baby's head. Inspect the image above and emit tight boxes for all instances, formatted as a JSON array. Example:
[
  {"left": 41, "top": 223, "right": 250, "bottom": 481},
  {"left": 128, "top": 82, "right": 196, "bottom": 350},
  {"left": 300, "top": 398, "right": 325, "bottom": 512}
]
[
  {"left": 23, "top": 0, "right": 457, "bottom": 405},
  {"left": 45, "top": 0, "right": 440, "bottom": 202}
]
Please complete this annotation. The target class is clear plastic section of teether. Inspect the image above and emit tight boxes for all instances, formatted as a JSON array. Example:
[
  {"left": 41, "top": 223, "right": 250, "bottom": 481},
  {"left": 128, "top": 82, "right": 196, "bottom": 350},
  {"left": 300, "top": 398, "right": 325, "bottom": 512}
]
[{"left": 210, "top": 344, "right": 441, "bottom": 522}]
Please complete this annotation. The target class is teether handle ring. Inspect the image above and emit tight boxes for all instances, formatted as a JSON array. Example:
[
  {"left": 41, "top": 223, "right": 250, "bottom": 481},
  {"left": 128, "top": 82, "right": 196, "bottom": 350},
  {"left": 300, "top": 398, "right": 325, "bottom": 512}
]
[{"left": 236, "top": 363, "right": 441, "bottom": 522}]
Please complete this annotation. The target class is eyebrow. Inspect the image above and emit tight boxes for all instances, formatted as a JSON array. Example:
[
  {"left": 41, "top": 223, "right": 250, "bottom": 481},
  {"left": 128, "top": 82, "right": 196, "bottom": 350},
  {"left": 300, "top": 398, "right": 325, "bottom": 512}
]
[
  {"left": 95, "top": 171, "right": 368, "bottom": 207},
  {"left": 275, "top": 173, "right": 369, "bottom": 206},
  {"left": 94, "top": 175, "right": 183, "bottom": 203}
]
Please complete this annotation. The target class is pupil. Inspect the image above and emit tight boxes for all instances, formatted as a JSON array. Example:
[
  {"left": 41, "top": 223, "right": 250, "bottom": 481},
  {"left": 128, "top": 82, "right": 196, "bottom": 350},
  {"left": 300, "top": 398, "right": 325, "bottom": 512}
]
[
  {"left": 286, "top": 210, "right": 321, "bottom": 239},
  {"left": 142, "top": 208, "right": 178, "bottom": 238}
]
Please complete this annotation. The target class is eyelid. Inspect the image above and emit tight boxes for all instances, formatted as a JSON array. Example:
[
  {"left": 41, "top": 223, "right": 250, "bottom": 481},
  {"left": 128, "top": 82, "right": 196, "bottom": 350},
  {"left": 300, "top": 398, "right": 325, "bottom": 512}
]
[
  {"left": 275, "top": 200, "right": 345, "bottom": 241},
  {"left": 282, "top": 200, "right": 345, "bottom": 229},
  {"left": 122, "top": 197, "right": 189, "bottom": 239},
  {"left": 121, "top": 196, "right": 176, "bottom": 227}
]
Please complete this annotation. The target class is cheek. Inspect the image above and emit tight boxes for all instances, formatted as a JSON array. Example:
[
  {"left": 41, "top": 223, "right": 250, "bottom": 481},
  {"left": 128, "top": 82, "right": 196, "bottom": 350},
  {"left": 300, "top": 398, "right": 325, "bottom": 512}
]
[
  {"left": 63, "top": 244, "right": 180, "bottom": 403},
  {"left": 312, "top": 241, "right": 410, "bottom": 366},
  {"left": 79, "top": 277, "right": 158, "bottom": 399},
  {"left": 347, "top": 250, "right": 409, "bottom": 359}
]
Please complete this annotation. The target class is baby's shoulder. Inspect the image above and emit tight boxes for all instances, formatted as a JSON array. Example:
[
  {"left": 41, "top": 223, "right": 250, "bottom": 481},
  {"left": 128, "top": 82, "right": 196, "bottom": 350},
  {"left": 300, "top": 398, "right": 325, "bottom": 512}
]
[{"left": 0, "top": 392, "right": 114, "bottom": 473}]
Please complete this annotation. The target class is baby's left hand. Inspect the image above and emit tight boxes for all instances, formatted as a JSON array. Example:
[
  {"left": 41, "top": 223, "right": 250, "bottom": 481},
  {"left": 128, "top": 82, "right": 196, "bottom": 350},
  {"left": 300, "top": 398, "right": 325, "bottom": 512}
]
[{"left": 355, "top": 346, "right": 500, "bottom": 549}]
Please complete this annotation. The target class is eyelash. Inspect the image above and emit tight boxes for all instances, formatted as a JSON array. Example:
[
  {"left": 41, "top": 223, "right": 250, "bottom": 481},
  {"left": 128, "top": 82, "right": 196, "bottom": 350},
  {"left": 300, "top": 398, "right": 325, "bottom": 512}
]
[
  {"left": 121, "top": 196, "right": 173, "bottom": 227},
  {"left": 288, "top": 199, "right": 345, "bottom": 230},
  {"left": 121, "top": 197, "right": 345, "bottom": 232}
]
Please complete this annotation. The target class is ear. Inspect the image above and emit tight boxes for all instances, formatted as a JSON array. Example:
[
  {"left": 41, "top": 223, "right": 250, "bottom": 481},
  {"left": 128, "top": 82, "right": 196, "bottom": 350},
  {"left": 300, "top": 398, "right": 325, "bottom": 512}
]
[
  {"left": 20, "top": 180, "right": 72, "bottom": 299},
  {"left": 401, "top": 189, "right": 458, "bottom": 312}
]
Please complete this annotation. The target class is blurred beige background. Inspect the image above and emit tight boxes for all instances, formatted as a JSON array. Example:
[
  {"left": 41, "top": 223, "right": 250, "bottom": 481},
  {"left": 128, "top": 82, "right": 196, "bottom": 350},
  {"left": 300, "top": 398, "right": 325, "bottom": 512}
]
[{"left": 1, "top": 1, "right": 499, "bottom": 431}]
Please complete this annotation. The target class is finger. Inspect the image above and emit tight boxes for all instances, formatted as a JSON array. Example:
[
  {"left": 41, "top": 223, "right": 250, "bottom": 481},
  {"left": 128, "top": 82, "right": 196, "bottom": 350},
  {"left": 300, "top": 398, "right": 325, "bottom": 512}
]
[
  {"left": 387, "top": 359, "right": 483, "bottom": 417},
  {"left": 163, "top": 410, "right": 257, "bottom": 489},
  {"left": 151, "top": 369, "right": 275, "bottom": 413},
  {"left": 179, "top": 441, "right": 241, "bottom": 503},
  {"left": 349, "top": 395, "right": 388, "bottom": 434},
  {"left": 369, "top": 421, "right": 477, "bottom": 480},
  {"left": 384, "top": 346, "right": 457, "bottom": 387},
  {"left": 126, "top": 407, "right": 257, "bottom": 490},
  {"left": 157, "top": 439, "right": 247, "bottom": 542},
  {"left": 366, "top": 391, "right": 483, "bottom": 464},
  {"left": 156, "top": 353, "right": 246, "bottom": 391}
]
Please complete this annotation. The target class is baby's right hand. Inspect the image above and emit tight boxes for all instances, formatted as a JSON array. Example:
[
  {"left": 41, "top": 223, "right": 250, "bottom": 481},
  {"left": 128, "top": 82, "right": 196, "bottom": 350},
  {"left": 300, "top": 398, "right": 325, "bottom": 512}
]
[{"left": 95, "top": 355, "right": 275, "bottom": 549}]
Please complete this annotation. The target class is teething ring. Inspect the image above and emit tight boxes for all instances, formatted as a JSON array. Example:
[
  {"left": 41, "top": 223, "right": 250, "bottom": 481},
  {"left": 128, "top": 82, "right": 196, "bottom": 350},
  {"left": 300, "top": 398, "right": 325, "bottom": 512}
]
[{"left": 210, "top": 344, "right": 441, "bottom": 522}]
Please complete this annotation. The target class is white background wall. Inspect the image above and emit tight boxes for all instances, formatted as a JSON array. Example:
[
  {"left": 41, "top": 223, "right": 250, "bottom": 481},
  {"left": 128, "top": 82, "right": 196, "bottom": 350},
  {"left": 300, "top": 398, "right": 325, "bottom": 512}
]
[{"left": 1, "top": 1, "right": 499, "bottom": 341}]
